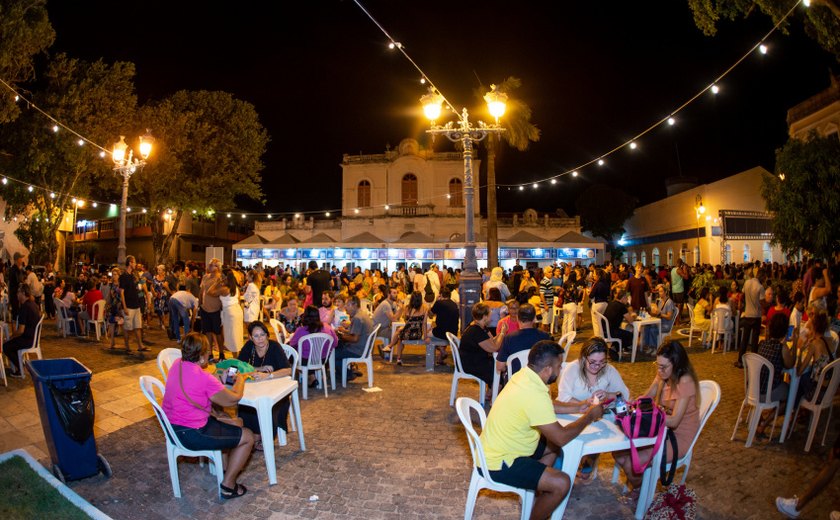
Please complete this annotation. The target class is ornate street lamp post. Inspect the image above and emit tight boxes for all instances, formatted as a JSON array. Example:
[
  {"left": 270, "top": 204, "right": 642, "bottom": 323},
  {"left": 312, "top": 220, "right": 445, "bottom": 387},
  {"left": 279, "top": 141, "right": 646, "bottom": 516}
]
[
  {"left": 112, "top": 131, "right": 153, "bottom": 265},
  {"left": 422, "top": 86, "right": 507, "bottom": 330}
]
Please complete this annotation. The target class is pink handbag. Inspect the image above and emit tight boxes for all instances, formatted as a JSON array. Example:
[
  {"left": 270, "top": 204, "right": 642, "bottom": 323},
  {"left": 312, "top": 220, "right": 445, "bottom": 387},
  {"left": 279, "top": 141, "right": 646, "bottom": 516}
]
[{"left": 616, "top": 397, "right": 667, "bottom": 474}]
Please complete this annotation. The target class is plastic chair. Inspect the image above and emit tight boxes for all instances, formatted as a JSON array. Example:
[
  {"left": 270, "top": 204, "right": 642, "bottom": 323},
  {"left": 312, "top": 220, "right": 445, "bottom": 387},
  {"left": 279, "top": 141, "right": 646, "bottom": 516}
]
[
  {"left": 613, "top": 380, "right": 721, "bottom": 485},
  {"left": 731, "top": 353, "right": 780, "bottom": 447},
  {"left": 686, "top": 303, "right": 709, "bottom": 347},
  {"left": 157, "top": 348, "right": 182, "bottom": 382},
  {"left": 269, "top": 318, "right": 289, "bottom": 344},
  {"left": 341, "top": 324, "right": 381, "bottom": 388},
  {"left": 788, "top": 358, "right": 840, "bottom": 452},
  {"left": 447, "top": 332, "right": 487, "bottom": 406},
  {"left": 710, "top": 307, "right": 733, "bottom": 354},
  {"left": 455, "top": 397, "right": 534, "bottom": 520},
  {"left": 549, "top": 305, "right": 563, "bottom": 334},
  {"left": 16, "top": 315, "right": 44, "bottom": 380},
  {"left": 490, "top": 350, "right": 532, "bottom": 404},
  {"left": 827, "top": 331, "right": 839, "bottom": 358},
  {"left": 558, "top": 330, "right": 575, "bottom": 364},
  {"left": 359, "top": 299, "right": 373, "bottom": 317},
  {"left": 139, "top": 375, "right": 224, "bottom": 499},
  {"left": 297, "top": 332, "right": 334, "bottom": 399},
  {"left": 86, "top": 300, "right": 106, "bottom": 340},
  {"left": 55, "top": 299, "right": 77, "bottom": 337},
  {"left": 280, "top": 343, "right": 299, "bottom": 436},
  {"left": 592, "top": 310, "right": 623, "bottom": 361}
]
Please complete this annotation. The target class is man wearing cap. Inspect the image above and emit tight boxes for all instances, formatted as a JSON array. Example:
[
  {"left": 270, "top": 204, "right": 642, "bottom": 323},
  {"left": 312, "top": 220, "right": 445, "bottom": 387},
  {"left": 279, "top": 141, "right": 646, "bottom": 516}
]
[{"left": 9, "top": 252, "right": 25, "bottom": 320}]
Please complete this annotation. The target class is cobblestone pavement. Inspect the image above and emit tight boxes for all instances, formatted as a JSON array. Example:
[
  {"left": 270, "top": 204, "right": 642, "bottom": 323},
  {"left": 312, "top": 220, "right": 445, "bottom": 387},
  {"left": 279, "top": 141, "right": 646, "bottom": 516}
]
[{"left": 3, "top": 315, "right": 839, "bottom": 519}]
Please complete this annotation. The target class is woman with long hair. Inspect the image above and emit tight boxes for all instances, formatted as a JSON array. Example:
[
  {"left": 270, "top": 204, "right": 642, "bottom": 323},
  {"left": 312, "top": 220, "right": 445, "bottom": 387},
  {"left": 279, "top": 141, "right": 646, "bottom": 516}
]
[
  {"left": 288, "top": 305, "right": 338, "bottom": 387},
  {"left": 392, "top": 291, "right": 428, "bottom": 366},
  {"left": 614, "top": 341, "right": 700, "bottom": 496},
  {"left": 162, "top": 333, "right": 254, "bottom": 499}
]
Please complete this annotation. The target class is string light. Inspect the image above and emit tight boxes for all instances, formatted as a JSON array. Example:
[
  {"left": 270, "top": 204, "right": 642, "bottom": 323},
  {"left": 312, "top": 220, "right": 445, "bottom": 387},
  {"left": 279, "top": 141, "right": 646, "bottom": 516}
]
[
  {"left": 668, "top": 117, "right": 676, "bottom": 126},
  {"left": 598, "top": 159, "right": 605, "bottom": 166},
  {"left": 142, "top": 208, "right": 147, "bottom": 213},
  {"left": 572, "top": 171, "right": 578, "bottom": 177},
  {"left": 629, "top": 142, "right": 637, "bottom": 150},
  {"left": 532, "top": 183, "right": 538, "bottom": 189},
  {"left": 710, "top": 84, "right": 720, "bottom": 95},
  {"left": 550, "top": 179, "right": 557, "bottom": 185},
  {"left": 27, "top": 186, "right": 33, "bottom": 192},
  {"left": 77, "top": 139, "right": 85, "bottom": 146},
  {"left": 759, "top": 44, "right": 768, "bottom": 54},
  {"left": 51, "top": 125, "right": 59, "bottom": 133}
]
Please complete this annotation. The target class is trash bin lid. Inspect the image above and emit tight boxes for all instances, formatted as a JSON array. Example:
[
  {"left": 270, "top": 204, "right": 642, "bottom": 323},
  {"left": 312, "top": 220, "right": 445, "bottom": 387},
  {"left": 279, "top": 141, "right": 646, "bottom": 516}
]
[{"left": 28, "top": 358, "right": 92, "bottom": 381}]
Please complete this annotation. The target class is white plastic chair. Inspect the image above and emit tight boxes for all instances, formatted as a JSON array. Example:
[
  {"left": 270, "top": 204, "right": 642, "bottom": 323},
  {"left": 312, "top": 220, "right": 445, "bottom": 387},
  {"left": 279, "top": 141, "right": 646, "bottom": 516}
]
[
  {"left": 686, "top": 303, "right": 709, "bottom": 347},
  {"left": 55, "top": 299, "right": 76, "bottom": 337},
  {"left": 788, "top": 358, "right": 840, "bottom": 452},
  {"left": 731, "top": 353, "right": 780, "bottom": 447},
  {"left": 447, "top": 332, "right": 487, "bottom": 406},
  {"left": 86, "top": 300, "right": 106, "bottom": 340},
  {"left": 341, "top": 324, "right": 381, "bottom": 388},
  {"left": 549, "top": 305, "right": 562, "bottom": 334},
  {"left": 827, "top": 331, "right": 839, "bottom": 358},
  {"left": 592, "top": 310, "right": 623, "bottom": 360},
  {"left": 157, "top": 348, "right": 182, "bottom": 382},
  {"left": 558, "top": 330, "right": 576, "bottom": 364},
  {"left": 269, "top": 318, "right": 289, "bottom": 344},
  {"left": 139, "top": 375, "right": 224, "bottom": 499},
  {"left": 455, "top": 397, "right": 534, "bottom": 520},
  {"left": 280, "top": 343, "right": 299, "bottom": 437},
  {"left": 297, "top": 333, "right": 334, "bottom": 400},
  {"left": 710, "top": 307, "right": 733, "bottom": 354},
  {"left": 359, "top": 298, "right": 373, "bottom": 317},
  {"left": 16, "top": 315, "right": 44, "bottom": 380},
  {"left": 490, "top": 349, "right": 532, "bottom": 404}
]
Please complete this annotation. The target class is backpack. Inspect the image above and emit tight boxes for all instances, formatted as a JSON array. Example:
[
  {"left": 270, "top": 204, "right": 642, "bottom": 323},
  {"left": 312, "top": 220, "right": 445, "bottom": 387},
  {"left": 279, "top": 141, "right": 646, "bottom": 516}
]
[{"left": 424, "top": 273, "right": 435, "bottom": 303}]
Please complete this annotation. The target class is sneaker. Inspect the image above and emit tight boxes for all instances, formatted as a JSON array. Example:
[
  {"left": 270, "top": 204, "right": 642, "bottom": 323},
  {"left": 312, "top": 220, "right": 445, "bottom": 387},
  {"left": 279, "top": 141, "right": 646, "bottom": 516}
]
[{"left": 775, "top": 496, "right": 800, "bottom": 518}]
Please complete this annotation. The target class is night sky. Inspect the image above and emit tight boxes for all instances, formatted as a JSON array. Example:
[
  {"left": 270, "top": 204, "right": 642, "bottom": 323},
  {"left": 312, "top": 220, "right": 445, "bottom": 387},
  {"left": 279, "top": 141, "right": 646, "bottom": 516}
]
[{"left": 45, "top": 0, "right": 837, "bottom": 217}]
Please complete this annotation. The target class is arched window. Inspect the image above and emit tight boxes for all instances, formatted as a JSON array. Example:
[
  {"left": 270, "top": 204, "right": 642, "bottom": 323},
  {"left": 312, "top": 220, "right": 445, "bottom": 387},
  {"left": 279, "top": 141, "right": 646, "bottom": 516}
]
[
  {"left": 652, "top": 248, "right": 660, "bottom": 267},
  {"left": 641, "top": 251, "right": 647, "bottom": 266},
  {"left": 743, "top": 244, "right": 751, "bottom": 263},
  {"left": 725, "top": 244, "right": 732, "bottom": 264},
  {"left": 402, "top": 173, "right": 418, "bottom": 206},
  {"left": 357, "top": 180, "right": 371, "bottom": 208},
  {"left": 667, "top": 248, "right": 674, "bottom": 266},
  {"left": 763, "top": 241, "right": 772, "bottom": 263},
  {"left": 449, "top": 178, "right": 463, "bottom": 207}
]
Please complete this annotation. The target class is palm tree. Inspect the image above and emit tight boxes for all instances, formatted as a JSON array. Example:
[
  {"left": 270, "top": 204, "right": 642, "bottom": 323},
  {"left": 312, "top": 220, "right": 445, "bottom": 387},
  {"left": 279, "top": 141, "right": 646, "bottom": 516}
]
[{"left": 477, "top": 77, "right": 540, "bottom": 269}]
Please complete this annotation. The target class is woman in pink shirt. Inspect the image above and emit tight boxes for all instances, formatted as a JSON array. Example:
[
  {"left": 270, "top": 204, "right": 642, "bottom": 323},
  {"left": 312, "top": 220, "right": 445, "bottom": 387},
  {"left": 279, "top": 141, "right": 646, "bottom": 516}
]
[
  {"left": 162, "top": 333, "right": 254, "bottom": 499},
  {"left": 289, "top": 305, "right": 338, "bottom": 387}
]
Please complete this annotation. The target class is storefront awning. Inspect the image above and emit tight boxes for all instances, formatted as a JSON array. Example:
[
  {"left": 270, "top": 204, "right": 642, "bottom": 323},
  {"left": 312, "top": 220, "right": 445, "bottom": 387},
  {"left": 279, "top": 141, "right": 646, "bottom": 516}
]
[
  {"left": 554, "top": 231, "right": 605, "bottom": 249},
  {"left": 232, "top": 233, "right": 270, "bottom": 250}
]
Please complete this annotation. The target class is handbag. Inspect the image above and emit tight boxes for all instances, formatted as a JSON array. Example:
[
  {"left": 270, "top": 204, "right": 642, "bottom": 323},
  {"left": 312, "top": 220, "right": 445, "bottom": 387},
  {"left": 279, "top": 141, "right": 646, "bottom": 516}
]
[
  {"left": 616, "top": 396, "right": 667, "bottom": 474},
  {"left": 644, "top": 484, "right": 697, "bottom": 520},
  {"left": 179, "top": 361, "right": 244, "bottom": 428}
]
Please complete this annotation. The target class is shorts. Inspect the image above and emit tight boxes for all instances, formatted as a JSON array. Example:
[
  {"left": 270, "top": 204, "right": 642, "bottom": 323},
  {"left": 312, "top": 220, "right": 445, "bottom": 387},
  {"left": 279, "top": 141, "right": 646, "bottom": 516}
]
[
  {"left": 172, "top": 416, "right": 243, "bottom": 451},
  {"left": 542, "top": 310, "right": 553, "bottom": 325},
  {"left": 200, "top": 308, "right": 222, "bottom": 334},
  {"left": 672, "top": 292, "right": 685, "bottom": 304},
  {"left": 123, "top": 307, "right": 142, "bottom": 331},
  {"left": 487, "top": 437, "right": 561, "bottom": 491}
]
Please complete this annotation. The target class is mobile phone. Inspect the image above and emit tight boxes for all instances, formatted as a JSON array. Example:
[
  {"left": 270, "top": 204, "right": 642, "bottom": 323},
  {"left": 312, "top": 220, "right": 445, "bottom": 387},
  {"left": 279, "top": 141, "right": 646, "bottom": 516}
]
[{"left": 224, "top": 367, "right": 238, "bottom": 385}]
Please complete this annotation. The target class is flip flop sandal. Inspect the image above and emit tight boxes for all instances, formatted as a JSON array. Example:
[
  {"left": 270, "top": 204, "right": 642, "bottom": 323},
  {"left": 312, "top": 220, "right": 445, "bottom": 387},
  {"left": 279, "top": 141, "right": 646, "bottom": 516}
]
[
  {"left": 220, "top": 483, "right": 247, "bottom": 500},
  {"left": 138, "top": 346, "right": 151, "bottom": 352},
  {"left": 254, "top": 440, "right": 264, "bottom": 452}
]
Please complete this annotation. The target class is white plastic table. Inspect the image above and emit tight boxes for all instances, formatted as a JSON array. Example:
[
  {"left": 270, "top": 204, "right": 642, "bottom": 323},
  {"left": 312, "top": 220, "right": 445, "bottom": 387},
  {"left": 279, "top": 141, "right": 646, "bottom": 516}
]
[
  {"left": 240, "top": 376, "right": 305, "bottom": 485},
  {"left": 628, "top": 317, "right": 661, "bottom": 363},
  {"left": 778, "top": 367, "right": 801, "bottom": 443},
  {"left": 552, "top": 414, "right": 663, "bottom": 520}
]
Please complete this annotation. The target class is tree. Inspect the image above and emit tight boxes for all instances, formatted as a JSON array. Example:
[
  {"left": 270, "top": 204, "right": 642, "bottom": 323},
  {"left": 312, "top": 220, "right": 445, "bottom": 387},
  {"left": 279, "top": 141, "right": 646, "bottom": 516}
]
[
  {"left": 0, "top": 54, "right": 137, "bottom": 266},
  {"left": 575, "top": 184, "right": 638, "bottom": 257},
  {"left": 0, "top": 0, "right": 55, "bottom": 123},
  {"left": 476, "top": 77, "right": 540, "bottom": 268},
  {"left": 132, "top": 90, "right": 268, "bottom": 265},
  {"left": 687, "top": 0, "right": 840, "bottom": 61},
  {"left": 762, "top": 133, "right": 840, "bottom": 258}
]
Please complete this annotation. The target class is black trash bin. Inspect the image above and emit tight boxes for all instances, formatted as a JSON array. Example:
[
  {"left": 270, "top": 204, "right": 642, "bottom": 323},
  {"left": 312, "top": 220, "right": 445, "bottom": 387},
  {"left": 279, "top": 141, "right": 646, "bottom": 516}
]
[{"left": 28, "top": 358, "right": 111, "bottom": 482}]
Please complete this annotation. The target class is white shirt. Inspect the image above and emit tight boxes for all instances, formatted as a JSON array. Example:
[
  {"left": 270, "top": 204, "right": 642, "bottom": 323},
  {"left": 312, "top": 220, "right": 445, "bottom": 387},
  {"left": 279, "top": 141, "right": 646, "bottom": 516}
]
[
  {"left": 556, "top": 359, "right": 630, "bottom": 403},
  {"left": 171, "top": 290, "right": 198, "bottom": 309}
]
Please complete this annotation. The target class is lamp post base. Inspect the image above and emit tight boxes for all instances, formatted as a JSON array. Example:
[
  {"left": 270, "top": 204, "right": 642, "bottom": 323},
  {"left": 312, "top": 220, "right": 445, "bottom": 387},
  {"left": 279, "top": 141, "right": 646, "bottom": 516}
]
[{"left": 458, "top": 269, "right": 482, "bottom": 333}]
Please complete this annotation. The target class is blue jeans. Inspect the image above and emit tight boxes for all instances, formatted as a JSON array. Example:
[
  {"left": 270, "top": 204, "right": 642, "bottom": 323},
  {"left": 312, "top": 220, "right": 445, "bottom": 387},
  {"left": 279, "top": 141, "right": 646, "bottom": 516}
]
[
  {"left": 644, "top": 323, "right": 672, "bottom": 348},
  {"left": 169, "top": 299, "right": 190, "bottom": 341}
]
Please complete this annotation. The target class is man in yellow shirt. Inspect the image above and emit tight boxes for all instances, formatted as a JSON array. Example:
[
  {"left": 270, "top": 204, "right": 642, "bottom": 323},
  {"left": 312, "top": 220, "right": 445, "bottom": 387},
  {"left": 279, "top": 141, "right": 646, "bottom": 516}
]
[{"left": 480, "top": 340, "right": 603, "bottom": 520}]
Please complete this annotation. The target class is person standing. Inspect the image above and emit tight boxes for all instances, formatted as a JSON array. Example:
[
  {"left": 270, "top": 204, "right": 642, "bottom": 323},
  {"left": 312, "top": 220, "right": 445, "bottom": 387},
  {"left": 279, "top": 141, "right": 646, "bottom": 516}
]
[
  {"left": 119, "top": 255, "right": 148, "bottom": 355},
  {"left": 200, "top": 258, "right": 225, "bottom": 361},
  {"left": 242, "top": 271, "right": 261, "bottom": 326},
  {"left": 186, "top": 266, "right": 201, "bottom": 298},
  {"left": 670, "top": 259, "right": 689, "bottom": 325},
  {"left": 736, "top": 267, "right": 765, "bottom": 369},
  {"left": 220, "top": 270, "right": 245, "bottom": 355},
  {"left": 306, "top": 260, "right": 332, "bottom": 307},
  {"left": 539, "top": 266, "right": 555, "bottom": 333},
  {"left": 8, "top": 252, "right": 25, "bottom": 321},
  {"left": 169, "top": 289, "right": 199, "bottom": 342},
  {"left": 589, "top": 268, "right": 610, "bottom": 337}
]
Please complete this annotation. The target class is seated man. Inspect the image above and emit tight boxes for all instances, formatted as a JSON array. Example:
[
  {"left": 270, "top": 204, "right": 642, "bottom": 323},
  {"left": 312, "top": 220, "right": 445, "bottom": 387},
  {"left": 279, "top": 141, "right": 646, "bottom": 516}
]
[
  {"left": 480, "top": 340, "right": 603, "bottom": 520},
  {"left": 3, "top": 285, "right": 41, "bottom": 378},
  {"left": 334, "top": 295, "right": 373, "bottom": 381},
  {"left": 496, "top": 303, "right": 551, "bottom": 377},
  {"left": 429, "top": 287, "right": 459, "bottom": 364},
  {"left": 602, "top": 287, "right": 636, "bottom": 359}
]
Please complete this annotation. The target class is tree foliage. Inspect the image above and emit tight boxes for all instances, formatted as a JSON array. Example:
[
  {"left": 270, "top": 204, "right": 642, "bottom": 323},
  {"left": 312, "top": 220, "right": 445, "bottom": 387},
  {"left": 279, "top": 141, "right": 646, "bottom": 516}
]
[
  {"left": 0, "top": 54, "right": 137, "bottom": 265},
  {"left": 762, "top": 133, "right": 840, "bottom": 258},
  {"left": 575, "top": 184, "right": 638, "bottom": 252},
  {"left": 132, "top": 90, "right": 268, "bottom": 265},
  {"left": 0, "top": 0, "right": 55, "bottom": 123},
  {"left": 687, "top": 0, "right": 840, "bottom": 61}
]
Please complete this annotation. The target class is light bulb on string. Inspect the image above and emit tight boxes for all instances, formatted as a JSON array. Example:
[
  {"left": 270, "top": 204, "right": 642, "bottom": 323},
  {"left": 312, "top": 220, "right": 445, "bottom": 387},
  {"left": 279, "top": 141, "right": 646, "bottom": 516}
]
[
  {"left": 668, "top": 117, "right": 676, "bottom": 126},
  {"left": 711, "top": 84, "right": 720, "bottom": 95},
  {"left": 142, "top": 208, "right": 147, "bottom": 213},
  {"left": 50, "top": 193, "right": 55, "bottom": 199},
  {"left": 227, "top": 213, "right": 232, "bottom": 218},
  {"left": 532, "top": 183, "right": 538, "bottom": 189},
  {"left": 598, "top": 159, "right": 605, "bottom": 166},
  {"left": 14, "top": 95, "right": 19, "bottom": 102},
  {"left": 267, "top": 214, "right": 272, "bottom": 219},
  {"left": 629, "top": 142, "right": 637, "bottom": 150},
  {"left": 550, "top": 179, "right": 557, "bottom": 185},
  {"left": 99, "top": 151, "right": 106, "bottom": 158},
  {"left": 92, "top": 203, "right": 97, "bottom": 208},
  {"left": 384, "top": 205, "right": 390, "bottom": 210},
  {"left": 27, "top": 186, "right": 33, "bottom": 192},
  {"left": 326, "top": 212, "right": 331, "bottom": 217},
  {"left": 420, "top": 78, "right": 426, "bottom": 84},
  {"left": 759, "top": 44, "right": 768, "bottom": 55},
  {"left": 572, "top": 171, "right": 579, "bottom": 177},
  {"left": 518, "top": 186, "right": 524, "bottom": 191},
  {"left": 354, "top": 208, "right": 360, "bottom": 214},
  {"left": 52, "top": 125, "right": 59, "bottom": 133},
  {"left": 1, "top": 178, "right": 6, "bottom": 185},
  {"left": 127, "top": 207, "right": 131, "bottom": 212},
  {"left": 77, "top": 139, "right": 84, "bottom": 146}
]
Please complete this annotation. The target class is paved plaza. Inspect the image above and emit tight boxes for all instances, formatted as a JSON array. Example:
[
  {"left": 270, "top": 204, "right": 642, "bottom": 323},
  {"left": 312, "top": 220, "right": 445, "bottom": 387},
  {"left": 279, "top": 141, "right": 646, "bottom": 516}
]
[{"left": 1, "top": 316, "right": 838, "bottom": 519}]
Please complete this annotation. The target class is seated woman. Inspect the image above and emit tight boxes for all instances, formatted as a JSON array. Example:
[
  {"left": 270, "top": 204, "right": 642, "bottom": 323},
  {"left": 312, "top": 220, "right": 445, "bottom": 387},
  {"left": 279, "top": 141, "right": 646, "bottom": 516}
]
[
  {"left": 556, "top": 337, "right": 631, "bottom": 481},
  {"left": 388, "top": 291, "right": 427, "bottom": 366},
  {"left": 288, "top": 305, "right": 339, "bottom": 386},
  {"left": 614, "top": 341, "right": 700, "bottom": 498},
  {"left": 458, "top": 302, "right": 505, "bottom": 394},
  {"left": 162, "top": 333, "right": 254, "bottom": 499},
  {"left": 496, "top": 298, "right": 520, "bottom": 336},
  {"left": 236, "top": 321, "right": 293, "bottom": 452},
  {"left": 796, "top": 308, "right": 834, "bottom": 404},
  {"left": 755, "top": 313, "right": 796, "bottom": 437},
  {"left": 485, "top": 287, "right": 506, "bottom": 331},
  {"left": 692, "top": 287, "right": 712, "bottom": 345},
  {"left": 277, "top": 296, "right": 303, "bottom": 335}
]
